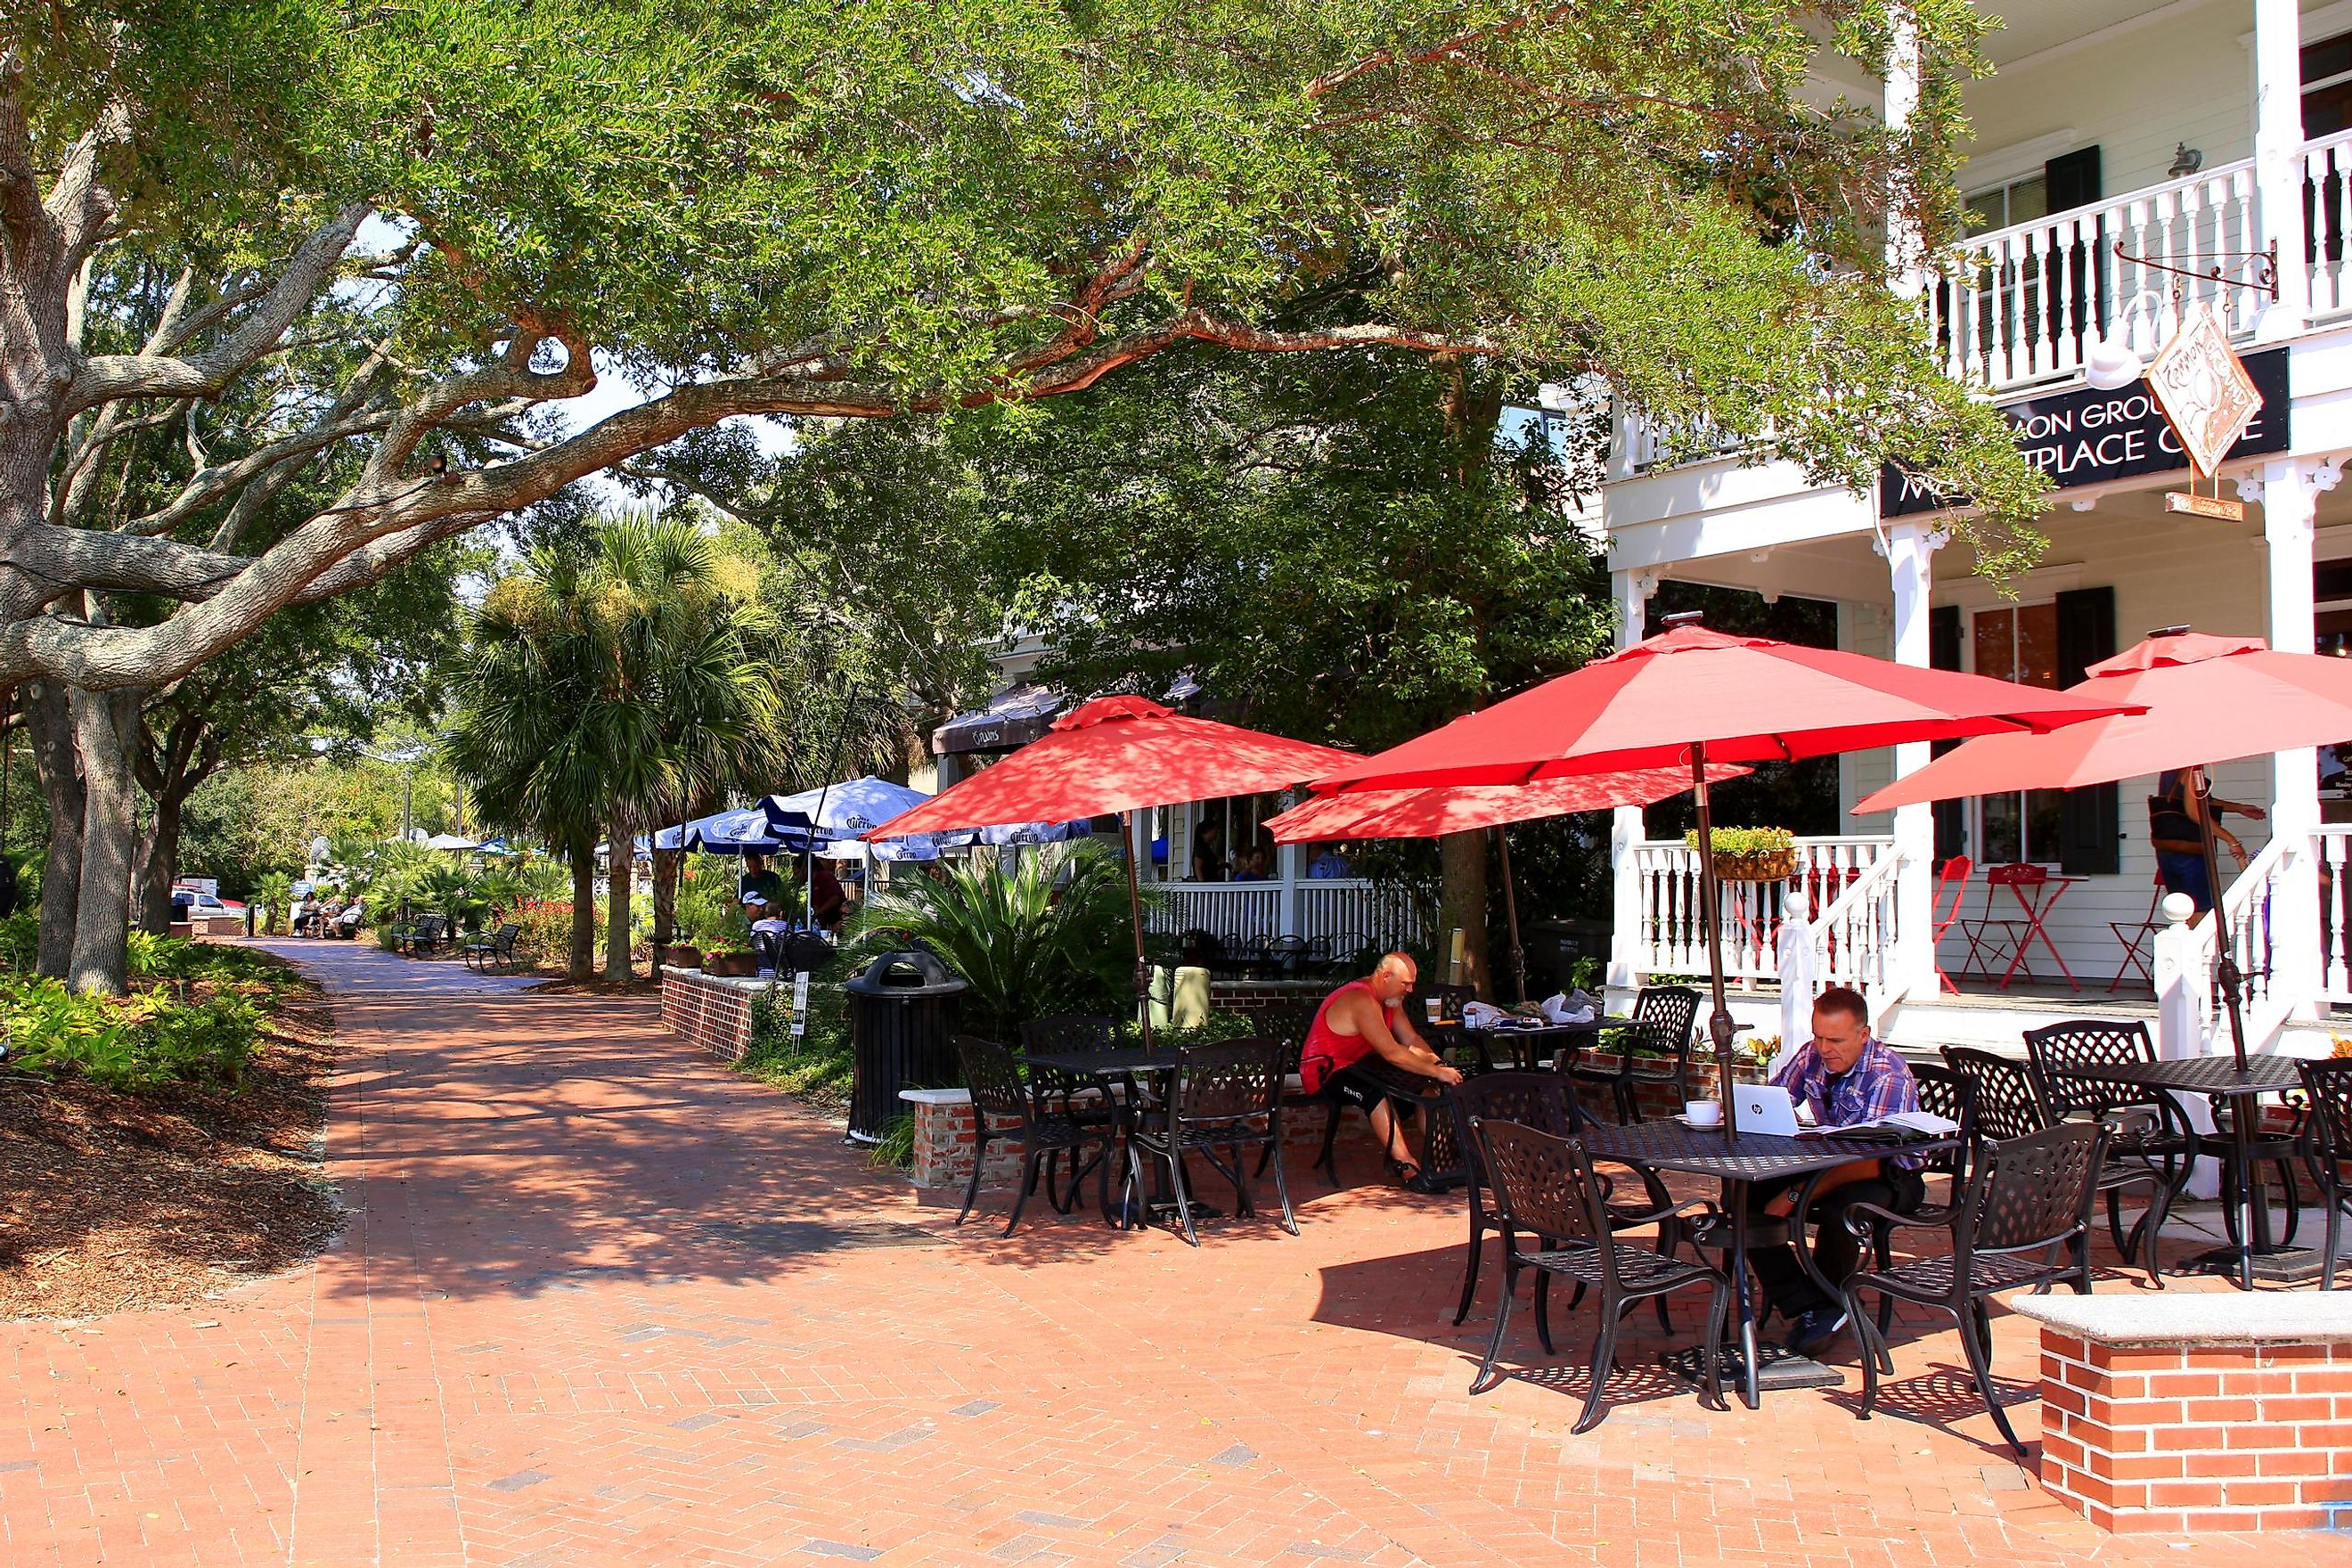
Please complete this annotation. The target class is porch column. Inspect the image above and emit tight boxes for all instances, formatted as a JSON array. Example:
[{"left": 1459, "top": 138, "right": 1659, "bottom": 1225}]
[
  {"left": 2264, "top": 459, "right": 2323, "bottom": 1018},
  {"left": 1882, "top": 4, "right": 1924, "bottom": 291},
  {"left": 2253, "top": 0, "right": 2311, "bottom": 343},
  {"left": 1606, "top": 567, "right": 1662, "bottom": 1000},
  {"left": 1882, "top": 519, "right": 1947, "bottom": 1002}
]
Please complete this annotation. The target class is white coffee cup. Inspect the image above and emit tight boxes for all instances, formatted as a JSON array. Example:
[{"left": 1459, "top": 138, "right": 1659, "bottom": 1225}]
[
  {"left": 1425, "top": 998, "right": 1443, "bottom": 1023},
  {"left": 1684, "top": 1099, "right": 1723, "bottom": 1127}
]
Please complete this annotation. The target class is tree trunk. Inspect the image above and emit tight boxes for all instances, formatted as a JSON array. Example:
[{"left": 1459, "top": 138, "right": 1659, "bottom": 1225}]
[
  {"left": 604, "top": 811, "right": 633, "bottom": 983},
  {"left": 26, "top": 681, "right": 83, "bottom": 978},
  {"left": 649, "top": 844, "right": 681, "bottom": 978},
  {"left": 134, "top": 791, "right": 184, "bottom": 935},
  {"left": 1438, "top": 829, "right": 1490, "bottom": 999},
  {"left": 67, "top": 686, "right": 141, "bottom": 994},
  {"left": 566, "top": 833, "right": 596, "bottom": 982}
]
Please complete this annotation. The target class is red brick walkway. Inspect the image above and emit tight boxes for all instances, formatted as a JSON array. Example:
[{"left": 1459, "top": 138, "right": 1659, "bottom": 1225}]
[{"left": 3, "top": 943, "right": 2346, "bottom": 1566}]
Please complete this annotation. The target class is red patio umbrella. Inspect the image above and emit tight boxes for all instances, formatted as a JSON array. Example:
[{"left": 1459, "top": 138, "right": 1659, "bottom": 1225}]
[
  {"left": 1856, "top": 629, "right": 2352, "bottom": 1068},
  {"left": 1265, "top": 766, "right": 1749, "bottom": 1003},
  {"left": 1316, "top": 620, "right": 2134, "bottom": 1134},
  {"left": 868, "top": 696, "right": 1358, "bottom": 1034}
]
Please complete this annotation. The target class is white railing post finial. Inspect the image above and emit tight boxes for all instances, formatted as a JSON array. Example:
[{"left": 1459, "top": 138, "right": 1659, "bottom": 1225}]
[
  {"left": 1776, "top": 887, "right": 1817, "bottom": 1060},
  {"left": 2152, "top": 891, "right": 2209, "bottom": 1060}
]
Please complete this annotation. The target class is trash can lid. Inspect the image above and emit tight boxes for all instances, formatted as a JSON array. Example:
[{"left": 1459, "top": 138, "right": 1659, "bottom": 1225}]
[{"left": 845, "top": 949, "right": 968, "bottom": 996}]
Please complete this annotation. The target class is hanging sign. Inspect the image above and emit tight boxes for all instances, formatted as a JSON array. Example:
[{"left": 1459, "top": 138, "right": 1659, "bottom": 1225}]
[
  {"left": 2147, "top": 303, "right": 2264, "bottom": 478},
  {"left": 789, "top": 971, "right": 811, "bottom": 1039},
  {"left": 1880, "top": 346, "right": 2289, "bottom": 516}
]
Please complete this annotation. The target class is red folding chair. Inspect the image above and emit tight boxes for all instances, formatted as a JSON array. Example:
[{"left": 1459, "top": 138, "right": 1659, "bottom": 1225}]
[
  {"left": 2106, "top": 871, "right": 2165, "bottom": 993},
  {"left": 1931, "top": 854, "right": 1973, "bottom": 993}
]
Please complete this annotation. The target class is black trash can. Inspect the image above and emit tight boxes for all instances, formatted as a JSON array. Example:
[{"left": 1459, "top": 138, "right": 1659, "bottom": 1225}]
[{"left": 845, "top": 950, "right": 967, "bottom": 1144}]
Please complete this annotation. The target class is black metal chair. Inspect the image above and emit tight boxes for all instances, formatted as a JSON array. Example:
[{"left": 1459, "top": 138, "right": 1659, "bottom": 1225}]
[
  {"left": 951, "top": 1033, "right": 1120, "bottom": 1237},
  {"left": 1121, "top": 1038, "right": 1296, "bottom": 1246},
  {"left": 1841, "top": 1120, "right": 2109, "bottom": 1456},
  {"left": 2022, "top": 1020, "right": 2198, "bottom": 1262},
  {"left": 1945, "top": 1044, "right": 2163, "bottom": 1287},
  {"left": 1017, "top": 1016, "right": 1119, "bottom": 1055},
  {"left": 1017, "top": 1016, "right": 1128, "bottom": 1198},
  {"left": 2296, "top": 1058, "right": 2352, "bottom": 1289},
  {"left": 1466, "top": 1117, "right": 1730, "bottom": 1433},
  {"left": 1567, "top": 984, "right": 1700, "bottom": 1124},
  {"left": 1448, "top": 1073, "right": 1685, "bottom": 1335},
  {"left": 463, "top": 922, "right": 522, "bottom": 972},
  {"left": 1253, "top": 1000, "right": 1323, "bottom": 1179}
]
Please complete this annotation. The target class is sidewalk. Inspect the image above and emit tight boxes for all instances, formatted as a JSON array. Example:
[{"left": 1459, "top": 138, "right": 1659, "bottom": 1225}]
[{"left": 0, "top": 940, "right": 2342, "bottom": 1566}]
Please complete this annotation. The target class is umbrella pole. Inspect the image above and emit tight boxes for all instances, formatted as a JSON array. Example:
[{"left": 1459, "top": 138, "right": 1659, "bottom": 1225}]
[
  {"left": 1125, "top": 809, "right": 1152, "bottom": 1048},
  {"left": 1496, "top": 827, "right": 1528, "bottom": 1007},
  {"left": 1690, "top": 744, "right": 1739, "bottom": 1139},
  {"left": 2194, "top": 770, "right": 2252, "bottom": 1072}
]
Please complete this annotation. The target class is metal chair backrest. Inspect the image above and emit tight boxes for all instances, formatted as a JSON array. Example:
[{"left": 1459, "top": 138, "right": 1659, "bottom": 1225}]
[
  {"left": 1171, "top": 1038, "right": 1286, "bottom": 1131},
  {"left": 1018, "top": 1016, "right": 1119, "bottom": 1056},
  {"left": 1453, "top": 1074, "right": 1576, "bottom": 1198},
  {"left": 1470, "top": 1118, "right": 1611, "bottom": 1260},
  {"left": 1909, "top": 1060, "right": 1978, "bottom": 1182},
  {"left": 2022, "top": 1018, "right": 2160, "bottom": 1119},
  {"left": 1626, "top": 985, "right": 1702, "bottom": 1064},
  {"left": 1941, "top": 1046, "right": 2053, "bottom": 1143},
  {"left": 1931, "top": 854, "right": 1974, "bottom": 937},
  {"left": 955, "top": 1033, "right": 1028, "bottom": 1123},
  {"left": 1265, "top": 935, "right": 1310, "bottom": 976},
  {"left": 1419, "top": 982, "right": 1479, "bottom": 1022},
  {"left": 2297, "top": 1058, "right": 2352, "bottom": 1182},
  {"left": 1956, "top": 1121, "right": 2107, "bottom": 1261}
]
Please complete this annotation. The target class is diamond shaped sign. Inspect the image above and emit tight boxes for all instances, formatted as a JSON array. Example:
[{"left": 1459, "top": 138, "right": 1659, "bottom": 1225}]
[{"left": 2146, "top": 301, "right": 2262, "bottom": 478}]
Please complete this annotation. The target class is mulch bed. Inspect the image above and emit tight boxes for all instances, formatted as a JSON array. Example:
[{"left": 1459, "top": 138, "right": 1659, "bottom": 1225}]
[{"left": 0, "top": 965, "right": 343, "bottom": 1319}]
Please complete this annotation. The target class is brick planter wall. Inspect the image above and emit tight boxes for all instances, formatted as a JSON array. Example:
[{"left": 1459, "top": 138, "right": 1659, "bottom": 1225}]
[
  {"left": 660, "top": 967, "right": 766, "bottom": 1065},
  {"left": 1207, "top": 980, "right": 1330, "bottom": 1027},
  {"left": 2013, "top": 1295, "right": 2352, "bottom": 1534}
]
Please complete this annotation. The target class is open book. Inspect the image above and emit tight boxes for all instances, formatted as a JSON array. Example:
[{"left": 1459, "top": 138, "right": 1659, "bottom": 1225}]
[{"left": 1797, "top": 1109, "right": 1962, "bottom": 1144}]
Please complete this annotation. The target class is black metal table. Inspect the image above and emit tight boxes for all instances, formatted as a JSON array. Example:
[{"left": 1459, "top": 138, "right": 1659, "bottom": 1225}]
[
  {"left": 1461, "top": 1018, "right": 1618, "bottom": 1073},
  {"left": 2046, "top": 1055, "right": 2307, "bottom": 1290},
  {"left": 1577, "top": 1121, "right": 1963, "bottom": 1409}
]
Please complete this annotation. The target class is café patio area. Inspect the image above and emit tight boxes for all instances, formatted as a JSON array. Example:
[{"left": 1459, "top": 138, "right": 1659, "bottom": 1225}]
[{"left": 4, "top": 938, "right": 2341, "bottom": 1568}]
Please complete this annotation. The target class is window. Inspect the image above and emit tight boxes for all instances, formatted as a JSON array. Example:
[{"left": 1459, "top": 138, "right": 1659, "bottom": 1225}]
[
  {"left": 1972, "top": 603, "right": 2068, "bottom": 865},
  {"left": 2306, "top": 31, "right": 2352, "bottom": 136}
]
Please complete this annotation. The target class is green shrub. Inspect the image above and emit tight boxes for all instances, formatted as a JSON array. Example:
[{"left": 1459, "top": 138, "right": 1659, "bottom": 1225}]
[
  {"left": 0, "top": 976, "right": 261, "bottom": 1091},
  {"left": 512, "top": 901, "right": 572, "bottom": 965},
  {"left": 1681, "top": 826, "right": 1794, "bottom": 857},
  {"left": 676, "top": 853, "right": 747, "bottom": 948},
  {"left": 868, "top": 1114, "right": 916, "bottom": 1170},
  {"left": 0, "top": 910, "right": 36, "bottom": 973},
  {"left": 376, "top": 924, "right": 404, "bottom": 951}
]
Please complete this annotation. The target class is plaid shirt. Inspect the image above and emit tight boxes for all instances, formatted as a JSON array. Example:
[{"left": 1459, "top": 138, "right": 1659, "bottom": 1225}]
[{"left": 1772, "top": 1037, "right": 1922, "bottom": 1168}]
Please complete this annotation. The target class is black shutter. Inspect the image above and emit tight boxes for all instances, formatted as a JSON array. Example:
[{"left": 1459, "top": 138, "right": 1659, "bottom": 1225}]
[
  {"left": 2056, "top": 585, "right": 2120, "bottom": 875},
  {"left": 2044, "top": 147, "right": 2103, "bottom": 354},
  {"left": 1929, "top": 605, "right": 1965, "bottom": 865}
]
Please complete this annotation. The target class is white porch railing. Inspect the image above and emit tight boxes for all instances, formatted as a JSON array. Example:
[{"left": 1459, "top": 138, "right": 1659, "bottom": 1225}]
[
  {"left": 1629, "top": 836, "right": 1896, "bottom": 984},
  {"left": 1923, "top": 157, "right": 2263, "bottom": 394},
  {"left": 2159, "top": 824, "right": 2350, "bottom": 1057},
  {"left": 1143, "top": 878, "right": 1426, "bottom": 953},
  {"left": 1804, "top": 847, "right": 1907, "bottom": 1023}
]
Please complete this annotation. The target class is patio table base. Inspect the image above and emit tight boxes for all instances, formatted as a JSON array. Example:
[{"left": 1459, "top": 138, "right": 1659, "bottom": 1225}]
[
  {"left": 2179, "top": 1244, "right": 2327, "bottom": 1286},
  {"left": 1660, "top": 1341, "right": 1842, "bottom": 1394}
]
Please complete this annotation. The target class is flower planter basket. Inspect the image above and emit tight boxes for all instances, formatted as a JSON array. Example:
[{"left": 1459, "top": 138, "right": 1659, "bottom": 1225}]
[
  {"left": 705, "top": 951, "right": 759, "bottom": 977},
  {"left": 663, "top": 943, "right": 703, "bottom": 969},
  {"left": 1714, "top": 850, "right": 1799, "bottom": 883}
]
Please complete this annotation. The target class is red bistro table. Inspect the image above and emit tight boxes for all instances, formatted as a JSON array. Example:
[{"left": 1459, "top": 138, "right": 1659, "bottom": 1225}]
[{"left": 1970, "top": 863, "right": 2085, "bottom": 991}]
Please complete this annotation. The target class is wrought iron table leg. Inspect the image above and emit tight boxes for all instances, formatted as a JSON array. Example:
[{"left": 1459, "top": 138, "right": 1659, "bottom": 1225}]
[{"left": 1727, "top": 1178, "right": 1761, "bottom": 1410}]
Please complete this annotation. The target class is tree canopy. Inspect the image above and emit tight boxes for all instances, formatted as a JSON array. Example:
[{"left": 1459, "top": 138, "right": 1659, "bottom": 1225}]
[{"left": 3, "top": 0, "right": 2044, "bottom": 702}]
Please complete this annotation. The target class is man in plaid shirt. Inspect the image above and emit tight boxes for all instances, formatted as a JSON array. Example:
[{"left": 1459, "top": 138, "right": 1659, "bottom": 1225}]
[{"left": 1748, "top": 985, "right": 1924, "bottom": 1358}]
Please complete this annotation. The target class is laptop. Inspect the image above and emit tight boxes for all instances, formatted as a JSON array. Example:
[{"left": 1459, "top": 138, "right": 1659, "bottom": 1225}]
[{"left": 1729, "top": 1082, "right": 1804, "bottom": 1138}]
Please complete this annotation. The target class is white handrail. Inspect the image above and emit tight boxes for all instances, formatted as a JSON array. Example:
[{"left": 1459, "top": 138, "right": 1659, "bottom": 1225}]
[{"left": 1807, "top": 849, "right": 1907, "bottom": 1027}]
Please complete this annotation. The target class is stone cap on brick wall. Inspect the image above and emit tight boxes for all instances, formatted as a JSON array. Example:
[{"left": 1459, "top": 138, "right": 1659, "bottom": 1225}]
[
  {"left": 2011, "top": 1293, "right": 2352, "bottom": 1348},
  {"left": 663, "top": 968, "right": 772, "bottom": 996},
  {"left": 900, "top": 1088, "right": 971, "bottom": 1107}
]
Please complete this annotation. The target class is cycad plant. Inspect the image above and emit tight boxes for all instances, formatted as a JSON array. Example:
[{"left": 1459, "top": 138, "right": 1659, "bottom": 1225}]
[{"left": 861, "top": 845, "right": 1142, "bottom": 1039}]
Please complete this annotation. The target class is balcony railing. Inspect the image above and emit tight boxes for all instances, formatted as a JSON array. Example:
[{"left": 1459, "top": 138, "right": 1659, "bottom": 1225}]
[
  {"left": 1144, "top": 878, "right": 1426, "bottom": 955},
  {"left": 1611, "top": 127, "right": 2352, "bottom": 473},
  {"left": 1629, "top": 836, "right": 1896, "bottom": 985}
]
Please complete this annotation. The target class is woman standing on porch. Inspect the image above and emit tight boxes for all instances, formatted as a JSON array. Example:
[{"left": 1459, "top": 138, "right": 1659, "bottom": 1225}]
[{"left": 2148, "top": 766, "right": 2263, "bottom": 914}]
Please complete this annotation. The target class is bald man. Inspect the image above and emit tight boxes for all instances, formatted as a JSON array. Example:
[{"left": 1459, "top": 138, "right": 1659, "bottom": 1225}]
[{"left": 1298, "top": 951, "right": 1461, "bottom": 1188}]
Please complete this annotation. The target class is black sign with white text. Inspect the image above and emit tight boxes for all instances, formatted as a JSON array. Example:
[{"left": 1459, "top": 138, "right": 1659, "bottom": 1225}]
[{"left": 1879, "top": 346, "right": 2291, "bottom": 517}]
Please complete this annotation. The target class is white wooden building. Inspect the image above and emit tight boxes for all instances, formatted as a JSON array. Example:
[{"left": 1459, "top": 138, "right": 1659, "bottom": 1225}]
[{"left": 1605, "top": 0, "right": 2352, "bottom": 1058}]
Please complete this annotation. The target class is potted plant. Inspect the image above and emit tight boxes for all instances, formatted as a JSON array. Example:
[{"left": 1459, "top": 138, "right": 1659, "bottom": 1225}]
[
  {"left": 664, "top": 942, "right": 704, "bottom": 969},
  {"left": 1684, "top": 826, "right": 1798, "bottom": 883},
  {"left": 705, "top": 948, "right": 759, "bottom": 977}
]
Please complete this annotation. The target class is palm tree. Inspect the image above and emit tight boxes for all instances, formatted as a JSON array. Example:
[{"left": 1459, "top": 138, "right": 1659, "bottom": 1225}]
[{"left": 445, "top": 510, "right": 784, "bottom": 982}]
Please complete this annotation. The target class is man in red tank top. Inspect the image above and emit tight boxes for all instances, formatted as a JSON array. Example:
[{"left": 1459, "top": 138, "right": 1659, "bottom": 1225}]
[{"left": 1299, "top": 952, "right": 1461, "bottom": 1188}]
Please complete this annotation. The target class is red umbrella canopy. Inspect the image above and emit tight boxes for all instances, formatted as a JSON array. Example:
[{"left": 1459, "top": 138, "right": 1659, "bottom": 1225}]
[
  {"left": 1312, "top": 625, "right": 2136, "bottom": 793},
  {"left": 1263, "top": 765, "right": 1750, "bottom": 843},
  {"left": 868, "top": 695, "right": 1358, "bottom": 838},
  {"left": 1856, "top": 632, "right": 2352, "bottom": 812}
]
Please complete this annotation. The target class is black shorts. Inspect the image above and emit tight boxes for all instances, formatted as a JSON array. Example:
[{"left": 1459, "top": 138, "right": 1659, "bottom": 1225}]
[{"left": 1327, "top": 1059, "right": 1439, "bottom": 1117}]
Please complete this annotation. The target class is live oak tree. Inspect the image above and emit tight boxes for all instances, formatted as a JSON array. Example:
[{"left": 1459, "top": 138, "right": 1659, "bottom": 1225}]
[{"left": 6, "top": 0, "right": 2038, "bottom": 989}]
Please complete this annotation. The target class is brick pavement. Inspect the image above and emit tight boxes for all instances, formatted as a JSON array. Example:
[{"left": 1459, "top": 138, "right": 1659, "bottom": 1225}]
[{"left": 1, "top": 939, "right": 2346, "bottom": 1566}]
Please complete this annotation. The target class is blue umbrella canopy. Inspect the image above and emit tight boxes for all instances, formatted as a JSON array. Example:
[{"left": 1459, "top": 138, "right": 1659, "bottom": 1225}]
[
  {"left": 654, "top": 805, "right": 805, "bottom": 856},
  {"left": 767, "top": 775, "right": 1088, "bottom": 847}
]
